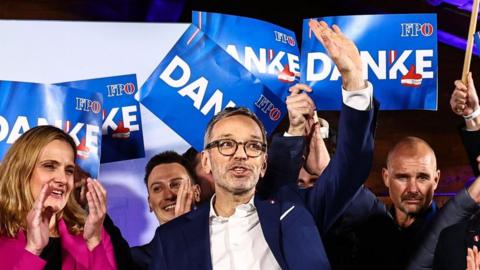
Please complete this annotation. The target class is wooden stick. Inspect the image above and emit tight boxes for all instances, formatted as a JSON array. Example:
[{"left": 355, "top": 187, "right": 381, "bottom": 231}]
[{"left": 462, "top": 0, "right": 480, "bottom": 84}]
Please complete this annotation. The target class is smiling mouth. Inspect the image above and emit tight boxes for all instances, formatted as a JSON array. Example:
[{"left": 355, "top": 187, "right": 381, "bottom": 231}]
[
  {"left": 49, "top": 189, "right": 65, "bottom": 199},
  {"left": 163, "top": 204, "right": 176, "bottom": 211}
]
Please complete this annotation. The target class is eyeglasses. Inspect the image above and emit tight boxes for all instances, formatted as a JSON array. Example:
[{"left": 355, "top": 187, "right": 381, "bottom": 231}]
[{"left": 205, "top": 139, "right": 266, "bottom": 158}]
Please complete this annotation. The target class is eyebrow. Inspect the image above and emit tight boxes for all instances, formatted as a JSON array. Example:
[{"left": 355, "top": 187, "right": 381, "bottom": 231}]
[
  {"left": 393, "top": 173, "right": 410, "bottom": 178},
  {"left": 40, "top": 160, "right": 75, "bottom": 169},
  {"left": 417, "top": 172, "right": 431, "bottom": 178},
  {"left": 215, "top": 134, "right": 263, "bottom": 140}
]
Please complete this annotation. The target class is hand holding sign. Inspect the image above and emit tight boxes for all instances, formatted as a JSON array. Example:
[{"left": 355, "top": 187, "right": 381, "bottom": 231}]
[
  {"left": 461, "top": 0, "right": 480, "bottom": 84},
  {"left": 308, "top": 20, "right": 366, "bottom": 91},
  {"left": 450, "top": 72, "right": 478, "bottom": 117},
  {"left": 286, "top": 83, "right": 316, "bottom": 136}
]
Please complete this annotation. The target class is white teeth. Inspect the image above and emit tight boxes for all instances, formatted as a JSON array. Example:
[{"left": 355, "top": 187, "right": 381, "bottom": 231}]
[
  {"left": 164, "top": 204, "right": 175, "bottom": 211},
  {"left": 52, "top": 190, "right": 63, "bottom": 195}
]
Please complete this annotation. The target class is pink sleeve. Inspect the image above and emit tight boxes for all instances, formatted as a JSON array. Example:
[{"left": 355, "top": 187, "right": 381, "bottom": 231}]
[
  {"left": 0, "top": 234, "right": 46, "bottom": 270},
  {"left": 11, "top": 250, "right": 46, "bottom": 270},
  {"left": 88, "top": 227, "right": 117, "bottom": 270}
]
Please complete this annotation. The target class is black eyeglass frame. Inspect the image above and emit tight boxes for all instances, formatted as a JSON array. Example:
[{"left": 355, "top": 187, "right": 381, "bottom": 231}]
[{"left": 205, "top": 139, "right": 267, "bottom": 158}]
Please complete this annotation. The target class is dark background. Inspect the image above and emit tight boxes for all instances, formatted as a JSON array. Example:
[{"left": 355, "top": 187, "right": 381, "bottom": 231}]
[{"left": 1, "top": 0, "right": 479, "bottom": 201}]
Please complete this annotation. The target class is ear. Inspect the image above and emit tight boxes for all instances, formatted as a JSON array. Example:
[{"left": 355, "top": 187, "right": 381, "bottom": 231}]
[
  {"left": 147, "top": 195, "right": 153, "bottom": 212},
  {"left": 432, "top": 169, "right": 440, "bottom": 191},
  {"left": 382, "top": 167, "right": 390, "bottom": 188},
  {"left": 201, "top": 150, "right": 212, "bottom": 174},
  {"left": 259, "top": 153, "right": 268, "bottom": 178},
  {"left": 192, "top": 184, "right": 201, "bottom": 202}
]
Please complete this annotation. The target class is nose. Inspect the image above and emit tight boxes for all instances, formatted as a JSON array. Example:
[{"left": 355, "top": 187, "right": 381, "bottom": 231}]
[
  {"left": 232, "top": 142, "right": 248, "bottom": 159},
  {"left": 406, "top": 179, "right": 419, "bottom": 193},
  {"left": 163, "top": 187, "right": 176, "bottom": 200},
  {"left": 53, "top": 170, "right": 68, "bottom": 185}
]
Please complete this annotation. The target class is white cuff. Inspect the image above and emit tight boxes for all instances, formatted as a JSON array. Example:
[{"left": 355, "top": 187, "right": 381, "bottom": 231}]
[
  {"left": 342, "top": 81, "right": 373, "bottom": 111},
  {"left": 464, "top": 107, "right": 480, "bottom": 120},
  {"left": 319, "top": 118, "right": 329, "bottom": 139}
]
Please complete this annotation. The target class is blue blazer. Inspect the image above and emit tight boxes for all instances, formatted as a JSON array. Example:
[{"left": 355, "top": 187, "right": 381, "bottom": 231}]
[{"left": 149, "top": 103, "right": 378, "bottom": 270}]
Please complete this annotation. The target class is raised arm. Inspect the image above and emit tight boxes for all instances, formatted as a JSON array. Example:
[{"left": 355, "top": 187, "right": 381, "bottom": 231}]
[
  {"left": 451, "top": 73, "right": 480, "bottom": 176},
  {"left": 407, "top": 174, "right": 480, "bottom": 270},
  {"left": 305, "top": 20, "right": 378, "bottom": 234}
]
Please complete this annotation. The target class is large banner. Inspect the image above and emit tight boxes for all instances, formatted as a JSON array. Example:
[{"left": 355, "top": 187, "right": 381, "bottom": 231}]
[
  {"left": 0, "top": 80, "right": 103, "bottom": 178},
  {"left": 58, "top": 74, "right": 145, "bottom": 163},
  {"left": 301, "top": 14, "right": 438, "bottom": 110},
  {"left": 140, "top": 24, "right": 286, "bottom": 150},
  {"left": 192, "top": 11, "right": 300, "bottom": 100}
]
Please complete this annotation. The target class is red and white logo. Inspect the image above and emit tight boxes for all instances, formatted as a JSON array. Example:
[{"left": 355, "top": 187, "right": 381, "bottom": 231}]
[
  {"left": 278, "top": 64, "right": 297, "bottom": 83},
  {"left": 76, "top": 138, "right": 90, "bottom": 160},
  {"left": 401, "top": 64, "right": 423, "bottom": 87},
  {"left": 112, "top": 121, "right": 131, "bottom": 139}
]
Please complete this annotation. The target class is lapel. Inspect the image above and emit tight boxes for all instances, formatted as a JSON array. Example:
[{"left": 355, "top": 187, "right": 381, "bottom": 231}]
[
  {"left": 181, "top": 202, "right": 213, "bottom": 270},
  {"left": 255, "top": 197, "right": 287, "bottom": 269}
]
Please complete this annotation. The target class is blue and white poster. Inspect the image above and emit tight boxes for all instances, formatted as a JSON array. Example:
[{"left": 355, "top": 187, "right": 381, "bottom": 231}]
[
  {"left": 192, "top": 11, "right": 300, "bottom": 101},
  {"left": 0, "top": 81, "right": 103, "bottom": 178},
  {"left": 140, "top": 24, "right": 286, "bottom": 151},
  {"left": 58, "top": 74, "right": 145, "bottom": 163},
  {"left": 301, "top": 14, "right": 438, "bottom": 110}
]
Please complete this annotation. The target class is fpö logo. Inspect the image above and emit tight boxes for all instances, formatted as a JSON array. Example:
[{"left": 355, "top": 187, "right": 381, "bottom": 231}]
[
  {"left": 75, "top": 97, "right": 102, "bottom": 114},
  {"left": 106, "top": 83, "right": 136, "bottom": 97},
  {"left": 400, "top": 23, "right": 434, "bottom": 37},
  {"left": 255, "top": 95, "right": 282, "bottom": 121},
  {"left": 274, "top": 30, "right": 296, "bottom": 46}
]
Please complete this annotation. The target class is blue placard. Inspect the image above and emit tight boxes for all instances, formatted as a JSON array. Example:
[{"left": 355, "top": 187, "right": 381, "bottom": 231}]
[
  {"left": 192, "top": 11, "right": 300, "bottom": 101},
  {"left": 140, "top": 24, "right": 286, "bottom": 151},
  {"left": 301, "top": 14, "right": 438, "bottom": 110},
  {"left": 475, "top": 31, "right": 480, "bottom": 56},
  {"left": 57, "top": 74, "right": 145, "bottom": 163},
  {"left": 0, "top": 81, "right": 103, "bottom": 178}
]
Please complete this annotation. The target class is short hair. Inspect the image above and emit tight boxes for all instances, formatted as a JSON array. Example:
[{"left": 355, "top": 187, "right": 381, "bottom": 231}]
[
  {"left": 0, "top": 125, "right": 86, "bottom": 237},
  {"left": 144, "top": 151, "right": 197, "bottom": 187},
  {"left": 182, "top": 147, "right": 200, "bottom": 168},
  {"left": 203, "top": 107, "right": 267, "bottom": 148}
]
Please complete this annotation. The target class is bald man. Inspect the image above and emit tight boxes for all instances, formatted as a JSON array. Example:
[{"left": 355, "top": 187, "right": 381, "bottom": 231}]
[
  {"left": 383, "top": 137, "right": 440, "bottom": 228},
  {"left": 323, "top": 136, "right": 480, "bottom": 270}
]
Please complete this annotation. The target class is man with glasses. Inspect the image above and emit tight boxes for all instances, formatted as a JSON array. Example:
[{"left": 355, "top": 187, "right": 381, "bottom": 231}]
[{"left": 149, "top": 21, "right": 378, "bottom": 270}]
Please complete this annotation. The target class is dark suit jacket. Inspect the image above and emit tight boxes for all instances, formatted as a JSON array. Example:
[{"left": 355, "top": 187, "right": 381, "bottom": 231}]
[
  {"left": 149, "top": 103, "right": 378, "bottom": 270},
  {"left": 103, "top": 214, "right": 135, "bottom": 270},
  {"left": 433, "top": 218, "right": 475, "bottom": 270},
  {"left": 432, "top": 128, "right": 480, "bottom": 270},
  {"left": 460, "top": 127, "right": 480, "bottom": 177},
  {"left": 131, "top": 241, "right": 154, "bottom": 270}
]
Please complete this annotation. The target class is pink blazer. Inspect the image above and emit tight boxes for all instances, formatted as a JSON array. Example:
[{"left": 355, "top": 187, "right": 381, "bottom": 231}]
[{"left": 0, "top": 219, "right": 117, "bottom": 270}]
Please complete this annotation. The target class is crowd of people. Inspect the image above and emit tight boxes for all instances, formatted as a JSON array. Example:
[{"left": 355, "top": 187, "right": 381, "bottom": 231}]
[{"left": 0, "top": 20, "right": 479, "bottom": 270}]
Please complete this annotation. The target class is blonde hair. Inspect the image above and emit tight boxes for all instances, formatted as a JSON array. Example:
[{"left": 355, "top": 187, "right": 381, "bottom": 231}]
[{"left": 0, "top": 125, "right": 86, "bottom": 237}]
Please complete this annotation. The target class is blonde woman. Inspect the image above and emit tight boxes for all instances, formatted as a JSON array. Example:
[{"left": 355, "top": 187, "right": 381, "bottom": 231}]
[{"left": 0, "top": 125, "right": 116, "bottom": 270}]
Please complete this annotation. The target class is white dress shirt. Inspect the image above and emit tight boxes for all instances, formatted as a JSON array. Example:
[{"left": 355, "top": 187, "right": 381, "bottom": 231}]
[{"left": 209, "top": 195, "right": 281, "bottom": 270}]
